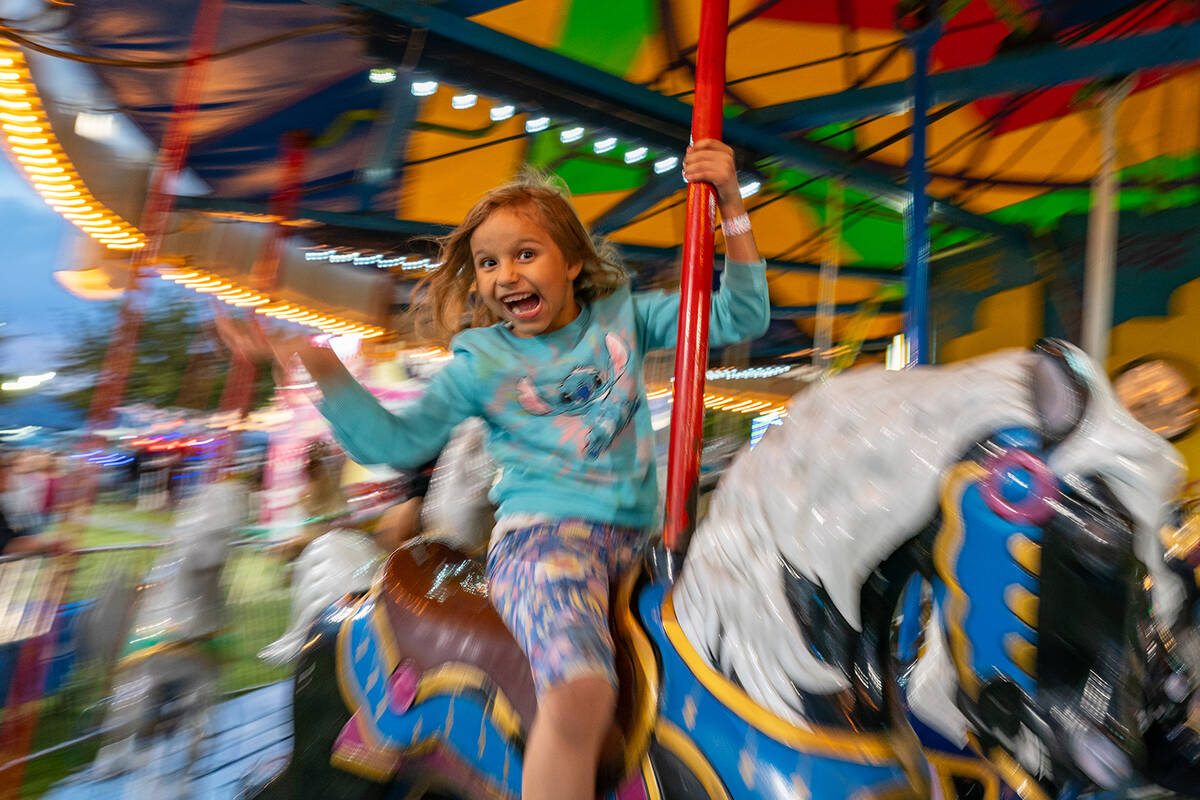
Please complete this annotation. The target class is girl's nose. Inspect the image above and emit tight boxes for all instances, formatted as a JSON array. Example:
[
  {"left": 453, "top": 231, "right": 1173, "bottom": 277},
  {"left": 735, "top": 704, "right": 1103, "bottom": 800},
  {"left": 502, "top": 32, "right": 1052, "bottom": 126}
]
[{"left": 496, "top": 260, "right": 518, "bottom": 283}]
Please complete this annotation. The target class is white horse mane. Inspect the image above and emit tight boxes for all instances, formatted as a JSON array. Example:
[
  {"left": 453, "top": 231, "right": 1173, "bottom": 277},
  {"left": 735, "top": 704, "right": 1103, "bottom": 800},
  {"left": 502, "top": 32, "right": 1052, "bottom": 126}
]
[{"left": 673, "top": 345, "right": 1182, "bottom": 727}]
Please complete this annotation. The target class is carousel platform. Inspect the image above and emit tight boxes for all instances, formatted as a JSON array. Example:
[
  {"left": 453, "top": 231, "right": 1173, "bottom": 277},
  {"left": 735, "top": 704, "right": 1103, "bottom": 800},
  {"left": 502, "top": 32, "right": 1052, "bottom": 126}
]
[{"left": 43, "top": 681, "right": 292, "bottom": 799}]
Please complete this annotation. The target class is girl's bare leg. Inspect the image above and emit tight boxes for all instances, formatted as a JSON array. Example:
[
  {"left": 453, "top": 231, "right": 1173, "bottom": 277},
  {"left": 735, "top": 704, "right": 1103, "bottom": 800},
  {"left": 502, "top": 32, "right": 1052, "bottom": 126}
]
[{"left": 521, "top": 675, "right": 615, "bottom": 800}]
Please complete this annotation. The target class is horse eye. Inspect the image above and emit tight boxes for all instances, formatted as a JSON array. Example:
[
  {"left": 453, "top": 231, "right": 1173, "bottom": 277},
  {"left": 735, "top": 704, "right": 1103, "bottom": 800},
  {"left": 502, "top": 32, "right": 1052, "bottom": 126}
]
[
  {"left": 561, "top": 392, "right": 572, "bottom": 402},
  {"left": 594, "top": 375, "right": 602, "bottom": 385}
]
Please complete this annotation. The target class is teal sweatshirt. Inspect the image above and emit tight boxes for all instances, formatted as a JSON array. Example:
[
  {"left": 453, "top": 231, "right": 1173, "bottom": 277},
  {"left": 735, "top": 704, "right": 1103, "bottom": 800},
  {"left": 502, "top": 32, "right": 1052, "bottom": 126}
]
[{"left": 319, "top": 258, "right": 769, "bottom": 531}]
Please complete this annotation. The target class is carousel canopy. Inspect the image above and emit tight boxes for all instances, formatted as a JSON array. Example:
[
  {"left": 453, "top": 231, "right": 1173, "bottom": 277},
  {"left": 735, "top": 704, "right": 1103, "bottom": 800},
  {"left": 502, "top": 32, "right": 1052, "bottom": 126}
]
[{"left": 6, "top": 0, "right": 1200, "bottom": 361}]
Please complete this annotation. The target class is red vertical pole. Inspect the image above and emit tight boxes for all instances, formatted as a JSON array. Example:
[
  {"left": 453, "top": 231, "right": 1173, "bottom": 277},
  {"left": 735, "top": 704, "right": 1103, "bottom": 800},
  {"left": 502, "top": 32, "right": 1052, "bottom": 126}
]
[
  {"left": 216, "top": 131, "right": 308, "bottom": 470},
  {"left": 219, "top": 132, "right": 308, "bottom": 416},
  {"left": 86, "top": 0, "right": 226, "bottom": 430},
  {"left": 248, "top": 130, "right": 309, "bottom": 294},
  {"left": 663, "top": 0, "right": 729, "bottom": 554}
]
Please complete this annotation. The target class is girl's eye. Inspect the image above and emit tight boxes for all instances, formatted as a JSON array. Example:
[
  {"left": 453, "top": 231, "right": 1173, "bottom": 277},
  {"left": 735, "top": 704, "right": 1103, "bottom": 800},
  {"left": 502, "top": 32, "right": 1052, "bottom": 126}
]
[
  {"left": 478, "top": 259, "right": 496, "bottom": 270},
  {"left": 519, "top": 250, "right": 535, "bottom": 260}
]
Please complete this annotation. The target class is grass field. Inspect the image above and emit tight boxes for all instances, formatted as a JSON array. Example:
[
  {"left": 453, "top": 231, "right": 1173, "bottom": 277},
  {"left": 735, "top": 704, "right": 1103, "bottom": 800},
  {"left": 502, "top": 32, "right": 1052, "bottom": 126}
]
[{"left": 9, "top": 503, "right": 293, "bottom": 798}]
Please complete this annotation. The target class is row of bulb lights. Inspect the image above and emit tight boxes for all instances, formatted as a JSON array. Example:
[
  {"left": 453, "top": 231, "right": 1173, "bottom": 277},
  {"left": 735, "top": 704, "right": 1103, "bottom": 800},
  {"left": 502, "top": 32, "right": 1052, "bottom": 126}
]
[
  {"left": 705, "top": 365, "right": 793, "bottom": 380},
  {"left": 160, "top": 267, "right": 386, "bottom": 338},
  {"left": 368, "top": 68, "right": 762, "bottom": 197},
  {"left": 0, "top": 46, "right": 146, "bottom": 250},
  {"left": 643, "top": 364, "right": 796, "bottom": 416},
  {"left": 0, "top": 43, "right": 389, "bottom": 340},
  {"left": 645, "top": 386, "right": 787, "bottom": 417},
  {"left": 303, "top": 248, "right": 437, "bottom": 271}
]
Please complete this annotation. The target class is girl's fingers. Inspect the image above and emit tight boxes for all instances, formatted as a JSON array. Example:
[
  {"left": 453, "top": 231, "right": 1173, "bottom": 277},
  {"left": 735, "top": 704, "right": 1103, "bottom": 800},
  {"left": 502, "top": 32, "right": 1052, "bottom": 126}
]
[
  {"left": 682, "top": 159, "right": 735, "bottom": 183},
  {"left": 683, "top": 151, "right": 734, "bottom": 170},
  {"left": 689, "top": 138, "right": 732, "bottom": 153},
  {"left": 683, "top": 142, "right": 740, "bottom": 202}
]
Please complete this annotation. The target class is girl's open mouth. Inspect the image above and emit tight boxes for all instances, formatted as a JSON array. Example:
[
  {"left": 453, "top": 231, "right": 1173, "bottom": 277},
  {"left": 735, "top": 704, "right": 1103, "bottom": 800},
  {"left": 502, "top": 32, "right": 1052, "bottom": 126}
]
[{"left": 502, "top": 292, "right": 542, "bottom": 320}]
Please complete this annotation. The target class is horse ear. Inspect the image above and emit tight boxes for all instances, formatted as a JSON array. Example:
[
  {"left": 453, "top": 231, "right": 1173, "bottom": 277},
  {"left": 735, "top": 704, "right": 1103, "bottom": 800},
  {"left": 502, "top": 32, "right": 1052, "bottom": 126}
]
[{"left": 1031, "top": 338, "right": 1089, "bottom": 442}]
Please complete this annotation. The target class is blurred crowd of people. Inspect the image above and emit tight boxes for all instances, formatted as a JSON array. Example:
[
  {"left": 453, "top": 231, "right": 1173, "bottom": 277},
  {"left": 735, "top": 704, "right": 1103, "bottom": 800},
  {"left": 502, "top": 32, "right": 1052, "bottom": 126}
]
[{"left": 0, "top": 449, "right": 86, "bottom": 555}]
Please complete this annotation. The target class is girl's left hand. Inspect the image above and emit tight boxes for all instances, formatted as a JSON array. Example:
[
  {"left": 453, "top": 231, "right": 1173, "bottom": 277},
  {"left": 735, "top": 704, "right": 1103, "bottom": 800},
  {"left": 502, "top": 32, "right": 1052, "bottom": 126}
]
[{"left": 682, "top": 139, "right": 743, "bottom": 212}]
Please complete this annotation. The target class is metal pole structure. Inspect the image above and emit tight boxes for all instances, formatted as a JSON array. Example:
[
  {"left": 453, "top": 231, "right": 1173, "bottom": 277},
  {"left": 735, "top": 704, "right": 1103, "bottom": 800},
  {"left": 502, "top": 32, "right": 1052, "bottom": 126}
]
[
  {"left": 215, "top": 132, "right": 309, "bottom": 471},
  {"left": 1081, "top": 79, "right": 1132, "bottom": 362},
  {"left": 86, "top": 0, "right": 226, "bottom": 430},
  {"left": 814, "top": 180, "right": 843, "bottom": 371},
  {"left": 896, "top": 19, "right": 938, "bottom": 674},
  {"left": 663, "top": 0, "right": 729, "bottom": 555},
  {"left": 902, "top": 22, "right": 938, "bottom": 368}
]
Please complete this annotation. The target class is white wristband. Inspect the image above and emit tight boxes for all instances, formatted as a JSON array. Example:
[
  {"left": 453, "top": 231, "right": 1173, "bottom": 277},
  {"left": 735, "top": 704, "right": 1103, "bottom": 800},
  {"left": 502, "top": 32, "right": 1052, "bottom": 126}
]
[{"left": 721, "top": 213, "right": 752, "bottom": 238}]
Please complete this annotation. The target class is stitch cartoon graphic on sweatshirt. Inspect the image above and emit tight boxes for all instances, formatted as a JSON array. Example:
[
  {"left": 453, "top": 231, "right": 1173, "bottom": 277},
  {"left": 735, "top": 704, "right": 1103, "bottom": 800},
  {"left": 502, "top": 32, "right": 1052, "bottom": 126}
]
[{"left": 516, "top": 333, "right": 640, "bottom": 459}]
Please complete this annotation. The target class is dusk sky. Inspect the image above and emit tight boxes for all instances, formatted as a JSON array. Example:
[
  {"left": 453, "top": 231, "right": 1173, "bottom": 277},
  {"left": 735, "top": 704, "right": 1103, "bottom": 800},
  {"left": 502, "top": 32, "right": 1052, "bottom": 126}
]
[
  {"left": 0, "top": 153, "right": 195, "bottom": 380},
  {"left": 0, "top": 152, "right": 95, "bottom": 376}
]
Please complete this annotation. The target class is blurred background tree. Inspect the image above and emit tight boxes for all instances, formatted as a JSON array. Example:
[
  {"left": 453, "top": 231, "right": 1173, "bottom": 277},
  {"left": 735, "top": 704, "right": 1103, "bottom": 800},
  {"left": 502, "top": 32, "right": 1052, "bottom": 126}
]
[{"left": 56, "top": 299, "right": 275, "bottom": 413}]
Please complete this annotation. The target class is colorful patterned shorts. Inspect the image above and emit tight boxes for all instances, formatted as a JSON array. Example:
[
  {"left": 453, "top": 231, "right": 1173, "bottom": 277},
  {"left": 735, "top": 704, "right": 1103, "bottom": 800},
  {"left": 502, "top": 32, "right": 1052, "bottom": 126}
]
[{"left": 485, "top": 519, "right": 648, "bottom": 695}]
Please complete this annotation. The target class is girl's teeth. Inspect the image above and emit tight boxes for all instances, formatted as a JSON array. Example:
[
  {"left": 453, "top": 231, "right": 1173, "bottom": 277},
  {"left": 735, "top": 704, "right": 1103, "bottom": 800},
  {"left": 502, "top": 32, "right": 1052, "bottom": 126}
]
[{"left": 507, "top": 294, "right": 540, "bottom": 315}]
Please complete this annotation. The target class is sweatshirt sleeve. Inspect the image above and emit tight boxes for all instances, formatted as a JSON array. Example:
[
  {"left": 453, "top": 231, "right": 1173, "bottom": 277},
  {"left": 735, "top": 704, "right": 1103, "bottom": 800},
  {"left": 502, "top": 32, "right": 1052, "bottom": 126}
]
[
  {"left": 317, "top": 347, "right": 479, "bottom": 470},
  {"left": 632, "top": 257, "right": 770, "bottom": 353}
]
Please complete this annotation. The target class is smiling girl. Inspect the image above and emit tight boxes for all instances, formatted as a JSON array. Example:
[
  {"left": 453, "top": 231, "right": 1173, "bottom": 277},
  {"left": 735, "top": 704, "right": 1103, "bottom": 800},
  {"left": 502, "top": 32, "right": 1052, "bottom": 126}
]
[{"left": 220, "top": 139, "right": 769, "bottom": 799}]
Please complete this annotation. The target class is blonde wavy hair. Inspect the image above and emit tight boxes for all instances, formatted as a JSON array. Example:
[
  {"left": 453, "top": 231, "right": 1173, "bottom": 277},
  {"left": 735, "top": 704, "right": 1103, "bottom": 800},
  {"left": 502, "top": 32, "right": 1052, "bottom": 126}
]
[{"left": 410, "top": 173, "right": 628, "bottom": 346}]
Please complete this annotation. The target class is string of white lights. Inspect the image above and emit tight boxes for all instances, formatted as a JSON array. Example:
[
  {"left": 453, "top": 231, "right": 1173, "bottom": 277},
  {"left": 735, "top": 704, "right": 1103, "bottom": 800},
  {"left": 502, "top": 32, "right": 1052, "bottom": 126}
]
[
  {"left": 374, "top": 70, "right": 765, "bottom": 199},
  {"left": 302, "top": 247, "right": 437, "bottom": 271}
]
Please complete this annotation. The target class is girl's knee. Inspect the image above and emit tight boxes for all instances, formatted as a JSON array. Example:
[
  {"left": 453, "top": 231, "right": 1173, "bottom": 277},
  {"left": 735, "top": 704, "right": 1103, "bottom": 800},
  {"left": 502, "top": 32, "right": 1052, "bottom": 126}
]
[{"left": 538, "top": 675, "right": 616, "bottom": 741}]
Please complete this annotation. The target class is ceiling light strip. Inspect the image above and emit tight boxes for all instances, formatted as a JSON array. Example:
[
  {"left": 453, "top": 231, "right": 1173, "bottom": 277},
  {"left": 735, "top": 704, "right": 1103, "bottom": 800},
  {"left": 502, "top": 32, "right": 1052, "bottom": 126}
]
[
  {"left": 0, "top": 45, "right": 386, "bottom": 338},
  {"left": 0, "top": 44, "right": 146, "bottom": 252}
]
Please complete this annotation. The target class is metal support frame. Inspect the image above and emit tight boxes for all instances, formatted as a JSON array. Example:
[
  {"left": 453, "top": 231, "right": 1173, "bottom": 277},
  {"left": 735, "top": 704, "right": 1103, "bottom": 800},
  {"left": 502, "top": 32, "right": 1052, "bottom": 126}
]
[
  {"left": 813, "top": 180, "right": 842, "bottom": 369},
  {"left": 1081, "top": 79, "right": 1133, "bottom": 362},
  {"left": 745, "top": 21, "right": 1200, "bottom": 130},
  {"left": 357, "top": 77, "right": 422, "bottom": 211},
  {"left": 774, "top": 300, "right": 903, "bottom": 319},
  {"left": 220, "top": 132, "right": 310, "bottom": 423},
  {"left": 662, "top": 0, "right": 727, "bottom": 554},
  {"left": 903, "top": 23, "right": 937, "bottom": 368},
  {"left": 324, "top": 0, "right": 1022, "bottom": 242},
  {"left": 171, "top": 196, "right": 904, "bottom": 281},
  {"left": 591, "top": 172, "right": 687, "bottom": 236},
  {"left": 87, "top": 0, "right": 226, "bottom": 430},
  {"left": 357, "top": 27, "right": 426, "bottom": 211}
]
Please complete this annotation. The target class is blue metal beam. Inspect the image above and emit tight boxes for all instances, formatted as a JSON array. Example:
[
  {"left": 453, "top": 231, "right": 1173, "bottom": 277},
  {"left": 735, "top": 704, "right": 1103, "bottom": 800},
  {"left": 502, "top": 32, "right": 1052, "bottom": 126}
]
[
  {"left": 760, "top": 261, "right": 901, "bottom": 282},
  {"left": 357, "top": 78, "right": 423, "bottom": 211},
  {"left": 903, "top": 25, "right": 936, "bottom": 367},
  {"left": 753, "top": 335, "right": 895, "bottom": 359},
  {"left": 591, "top": 172, "right": 684, "bottom": 236},
  {"left": 173, "top": 196, "right": 903, "bottom": 281},
  {"left": 745, "top": 22, "right": 1200, "bottom": 130},
  {"left": 772, "top": 301, "right": 903, "bottom": 319},
  {"left": 315, "top": 0, "right": 1023, "bottom": 241}
]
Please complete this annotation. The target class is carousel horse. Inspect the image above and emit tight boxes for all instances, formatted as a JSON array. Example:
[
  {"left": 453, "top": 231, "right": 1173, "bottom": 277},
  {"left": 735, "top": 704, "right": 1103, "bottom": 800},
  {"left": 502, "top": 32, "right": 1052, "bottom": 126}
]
[
  {"left": 258, "top": 528, "right": 386, "bottom": 665},
  {"left": 259, "top": 419, "right": 496, "bottom": 667},
  {"left": 243, "top": 341, "right": 1200, "bottom": 800},
  {"left": 93, "top": 476, "right": 248, "bottom": 783}
]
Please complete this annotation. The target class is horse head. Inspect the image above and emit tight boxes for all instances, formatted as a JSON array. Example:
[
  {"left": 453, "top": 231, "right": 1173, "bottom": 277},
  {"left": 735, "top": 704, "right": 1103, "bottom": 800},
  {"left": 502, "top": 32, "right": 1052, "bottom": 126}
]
[
  {"left": 676, "top": 340, "right": 1191, "bottom": 799},
  {"left": 918, "top": 340, "right": 1189, "bottom": 798}
]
